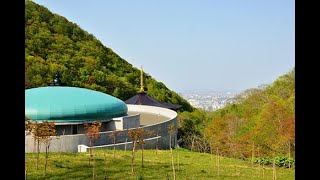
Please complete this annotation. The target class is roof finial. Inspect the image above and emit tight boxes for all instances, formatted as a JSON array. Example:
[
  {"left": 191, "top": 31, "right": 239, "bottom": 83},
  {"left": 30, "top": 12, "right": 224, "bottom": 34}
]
[
  {"left": 49, "top": 71, "right": 66, "bottom": 86},
  {"left": 140, "top": 65, "right": 144, "bottom": 92}
]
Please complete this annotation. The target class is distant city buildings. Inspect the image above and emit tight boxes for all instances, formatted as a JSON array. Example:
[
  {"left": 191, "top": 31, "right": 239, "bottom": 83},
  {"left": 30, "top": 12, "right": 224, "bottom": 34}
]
[{"left": 180, "top": 90, "right": 238, "bottom": 111}]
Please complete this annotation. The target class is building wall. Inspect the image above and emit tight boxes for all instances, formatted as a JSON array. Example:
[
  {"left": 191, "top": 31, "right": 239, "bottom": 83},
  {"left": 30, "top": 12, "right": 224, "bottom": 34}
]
[
  {"left": 25, "top": 105, "right": 178, "bottom": 153},
  {"left": 106, "top": 114, "right": 140, "bottom": 130},
  {"left": 54, "top": 115, "right": 140, "bottom": 136},
  {"left": 55, "top": 123, "right": 105, "bottom": 135}
]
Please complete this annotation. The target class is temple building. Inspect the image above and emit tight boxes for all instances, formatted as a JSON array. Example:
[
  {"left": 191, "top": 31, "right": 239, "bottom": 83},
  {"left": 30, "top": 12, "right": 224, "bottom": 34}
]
[
  {"left": 25, "top": 71, "right": 179, "bottom": 152},
  {"left": 125, "top": 66, "right": 182, "bottom": 111}
]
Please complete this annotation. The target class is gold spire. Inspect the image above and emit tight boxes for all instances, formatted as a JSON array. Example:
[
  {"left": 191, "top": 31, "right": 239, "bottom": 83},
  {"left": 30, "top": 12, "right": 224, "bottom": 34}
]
[{"left": 140, "top": 65, "right": 144, "bottom": 92}]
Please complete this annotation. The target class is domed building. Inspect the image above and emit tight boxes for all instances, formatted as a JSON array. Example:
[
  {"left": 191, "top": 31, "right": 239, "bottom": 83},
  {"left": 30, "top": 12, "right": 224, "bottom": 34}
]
[
  {"left": 25, "top": 71, "right": 178, "bottom": 153},
  {"left": 25, "top": 86, "right": 132, "bottom": 135}
]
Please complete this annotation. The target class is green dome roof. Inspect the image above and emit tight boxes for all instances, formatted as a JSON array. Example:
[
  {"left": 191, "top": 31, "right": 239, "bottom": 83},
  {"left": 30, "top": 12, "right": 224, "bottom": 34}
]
[{"left": 25, "top": 87, "right": 128, "bottom": 123}]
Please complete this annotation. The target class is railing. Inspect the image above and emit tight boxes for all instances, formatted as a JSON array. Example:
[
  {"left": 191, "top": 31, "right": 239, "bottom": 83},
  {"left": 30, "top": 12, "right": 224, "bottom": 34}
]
[{"left": 78, "top": 136, "right": 162, "bottom": 152}]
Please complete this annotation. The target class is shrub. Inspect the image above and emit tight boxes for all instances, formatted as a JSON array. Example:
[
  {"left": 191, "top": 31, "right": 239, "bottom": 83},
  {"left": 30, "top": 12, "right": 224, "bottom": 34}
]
[
  {"left": 135, "top": 175, "right": 143, "bottom": 180},
  {"left": 253, "top": 157, "right": 271, "bottom": 165},
  {"left": 275, "top": 155, "right": 295, "bottom": 168},
  {"left": 200, "top": 169, "right": 207, "bottom": 173}
]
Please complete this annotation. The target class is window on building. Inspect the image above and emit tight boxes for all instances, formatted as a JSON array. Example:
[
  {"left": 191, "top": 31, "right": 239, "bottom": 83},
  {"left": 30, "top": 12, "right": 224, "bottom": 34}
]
[{"left": 71, "top": 125, "right": 78, "bottom": 134}]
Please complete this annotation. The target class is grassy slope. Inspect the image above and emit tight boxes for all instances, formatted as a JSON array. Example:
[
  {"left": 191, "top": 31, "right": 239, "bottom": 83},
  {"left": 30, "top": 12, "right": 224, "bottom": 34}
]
[{"left": 26, "top": 148, "right": 294, "bottom": 179}]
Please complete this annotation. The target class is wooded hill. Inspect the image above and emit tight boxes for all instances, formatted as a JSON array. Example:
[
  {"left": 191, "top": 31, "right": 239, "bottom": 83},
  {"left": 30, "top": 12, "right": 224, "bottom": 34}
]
[
  {"left": 178, "top": 68, "right": 295, "bottom": 160},
  {"left": 25, "top": 1, "right": 193, "bottom": 112},
  {"left": 206, "top": 68, "right": 295, "bottom": 158},
  {"left": 25, "top": 0, "right": 295, "bottom": 160}
]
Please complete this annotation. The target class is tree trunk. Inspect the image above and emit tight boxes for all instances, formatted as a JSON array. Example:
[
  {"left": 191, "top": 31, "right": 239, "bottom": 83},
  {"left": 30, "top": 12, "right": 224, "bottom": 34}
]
[
  {"left": 210, "top": 143, "right": 213, "bottom": 160},
  {"left": 262, "top": 163, "right": 265, "bottom": 180},
  {"left": 216, "top": 147, "right": 218, "bottom": 166},
  {"left": 44, "top": 142, "right": 50, "bottom": 177},
  {"left": 92, "top": 142, "right": 95, "bottom": 180},
  {"left": 89, "top": 140, "right": 92, "bottom": 165},
  {"left": 104, "top": 152, "right": 108, "bottom": 180},
  {"left": 113, "top": 134, "right": 116, "bottom": 159},
  {"left": 36, "top": 139, "right": 40, "bottom": 170},
  {"left": 251, "top": 142, "right": 255, "bottom": 165},
  {"left": 169, "top": 134, "right": 172, "bottom": 149},
  {"left": 156, "top": 133, "right": 159, "bottom": 154},
  {"left": 288, "top": 140, "right": 291, "bottom": 169},
  {"left": 171, "top": 147, "right": 176, "bottom": 180},
  {"left": 177, "top": 150, "right": 180, "bottom": 171},
  {"left": 60, "top": 129, "right": 65, "bottom": 153},
  {"left": 272, "top": 157, "right": 277, "bottom": 180},
  {"left": 131, "top": 142, "right": 135, "bottom": 175},
  {"left": 125, "top": 138, "right": 127, "bottom": 151},
  {"left": 93, "top": 153, "right": 95, "bottom": 180},
  {"left": 216, "top": 147, "right": 220, "bottom": 177},
  {"left": 191, "top": 137, "right": 194, "bottom": 151},
  {"left": 218, "top": 153, "right": 221, "bottom": 177},
  {"left": 141, "top": 144, "right": 144, "bottom": 168},
  {"left": 258, "top": 148, "right": 260, "bottom": 173},
  {"left": 33, "top": 137, "right": 36, "bottom": 153}
]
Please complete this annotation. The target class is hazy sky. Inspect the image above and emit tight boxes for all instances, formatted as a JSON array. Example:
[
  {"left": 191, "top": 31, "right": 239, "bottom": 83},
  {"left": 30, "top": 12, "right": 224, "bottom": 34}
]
[{"left": 33, "top": 0, "right": 295, "bottom": 93}]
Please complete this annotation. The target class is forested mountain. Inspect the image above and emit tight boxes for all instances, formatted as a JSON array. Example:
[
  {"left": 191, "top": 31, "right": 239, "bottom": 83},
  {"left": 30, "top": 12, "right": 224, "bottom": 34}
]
[
  {"left": 25, "top": 0, "right": 295, "bottom": 161},
  {"left": 25, "top": 0, "right": 193, "bottom": 112},
  {"left": 179, "top": 69, "right": 295, "bottom": 159}
]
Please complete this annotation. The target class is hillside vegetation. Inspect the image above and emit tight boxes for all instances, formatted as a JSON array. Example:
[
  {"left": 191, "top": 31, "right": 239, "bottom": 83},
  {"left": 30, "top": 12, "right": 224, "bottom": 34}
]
[
  {"left": 25, "top": 149, "right": 294, "bottom": 179},
  {"left": 25, "top": 0, "right": 193, "bottom": 112},
  {"left": 178, "top": 69, "right": 295, "bottom": 160},
  {"left": 25, "top": 0, "right": 295, "bottom": 174}
]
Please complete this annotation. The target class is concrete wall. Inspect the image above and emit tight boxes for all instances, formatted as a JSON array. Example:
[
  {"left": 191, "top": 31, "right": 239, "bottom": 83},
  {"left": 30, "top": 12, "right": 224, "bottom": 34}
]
[
  {"left": 25, "top": 105, "right": 178, "bottom": 153},
  {"left": 52, "top": 115, "right": 140, "bottom": 136},
  {"left": 55, "top": 121, "right": 111, "bottom": 135},
  {"left": 108, "top": 114, "right": 140, "bottom": 130}
]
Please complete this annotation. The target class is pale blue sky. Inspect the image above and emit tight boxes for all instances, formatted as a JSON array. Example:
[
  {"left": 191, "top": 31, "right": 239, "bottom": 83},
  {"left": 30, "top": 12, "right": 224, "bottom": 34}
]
[{"left": 32, "top": 0, "right": 295, "bottom": 93}]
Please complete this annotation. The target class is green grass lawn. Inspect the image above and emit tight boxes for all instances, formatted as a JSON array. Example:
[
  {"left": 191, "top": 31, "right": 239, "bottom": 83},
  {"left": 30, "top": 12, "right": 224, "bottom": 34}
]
[{"left": 25, "top": 148, "right": 294, "bottom": 179}]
